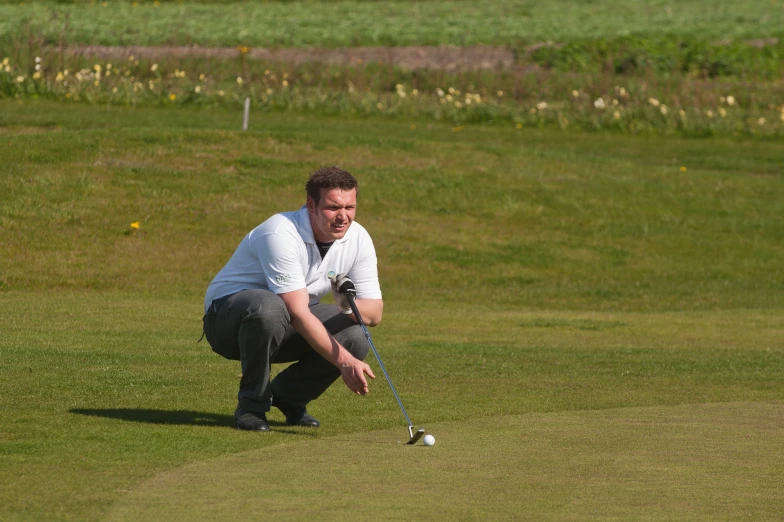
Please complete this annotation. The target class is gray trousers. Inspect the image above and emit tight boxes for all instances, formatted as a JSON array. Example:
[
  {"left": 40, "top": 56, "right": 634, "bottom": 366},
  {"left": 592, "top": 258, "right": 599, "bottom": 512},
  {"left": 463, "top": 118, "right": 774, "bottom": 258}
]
[{"left": 202, "top": 289, "right": 370, "bottom": 415}]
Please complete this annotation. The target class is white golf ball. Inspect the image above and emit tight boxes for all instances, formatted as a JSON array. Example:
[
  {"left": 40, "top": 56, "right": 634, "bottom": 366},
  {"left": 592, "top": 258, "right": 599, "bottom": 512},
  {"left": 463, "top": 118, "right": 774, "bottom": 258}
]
[{"left": 423, "top": 434, "right": 435, "bottom": 446}]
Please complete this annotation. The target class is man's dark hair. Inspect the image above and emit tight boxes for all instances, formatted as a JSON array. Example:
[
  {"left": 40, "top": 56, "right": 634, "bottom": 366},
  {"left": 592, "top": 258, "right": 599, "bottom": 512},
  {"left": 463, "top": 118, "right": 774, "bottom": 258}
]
[{"left": 305, "top": 166, "right": 358, "bottom": 203}]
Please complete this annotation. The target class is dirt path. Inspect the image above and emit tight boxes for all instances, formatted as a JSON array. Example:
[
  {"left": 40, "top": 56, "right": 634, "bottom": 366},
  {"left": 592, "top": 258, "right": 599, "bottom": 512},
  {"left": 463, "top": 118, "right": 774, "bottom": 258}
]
[{"left": 62, "top": 44, "right": 516, "bottom": 71}]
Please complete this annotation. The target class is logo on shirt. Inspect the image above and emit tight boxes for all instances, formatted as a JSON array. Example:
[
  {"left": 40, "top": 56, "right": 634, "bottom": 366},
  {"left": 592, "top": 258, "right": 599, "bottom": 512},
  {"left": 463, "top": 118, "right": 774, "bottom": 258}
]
[
  {"left": 327, "top": 271, "right": 336, "bottom": 280},
  {"left": 275, "top": 274, "right": 292, "bottom": 284}
]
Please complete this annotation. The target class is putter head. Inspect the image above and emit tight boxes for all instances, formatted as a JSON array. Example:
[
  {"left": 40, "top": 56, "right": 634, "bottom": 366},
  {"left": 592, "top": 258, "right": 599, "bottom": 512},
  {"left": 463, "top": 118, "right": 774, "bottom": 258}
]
[{"left": 406, "top": 427, "right": 425, "bottom": 445}]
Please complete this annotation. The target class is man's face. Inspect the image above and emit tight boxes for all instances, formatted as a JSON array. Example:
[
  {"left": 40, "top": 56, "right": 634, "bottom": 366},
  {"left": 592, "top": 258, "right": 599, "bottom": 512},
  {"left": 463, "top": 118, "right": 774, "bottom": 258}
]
[{"left": 307, "top": 187, "right": 357, "bottom": 243}]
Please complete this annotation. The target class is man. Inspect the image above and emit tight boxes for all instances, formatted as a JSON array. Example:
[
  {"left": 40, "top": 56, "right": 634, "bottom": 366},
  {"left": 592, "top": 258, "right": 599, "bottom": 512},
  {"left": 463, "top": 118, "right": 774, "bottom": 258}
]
[{"left": 202, "top": 166, "right": 383, "bottom": 431}]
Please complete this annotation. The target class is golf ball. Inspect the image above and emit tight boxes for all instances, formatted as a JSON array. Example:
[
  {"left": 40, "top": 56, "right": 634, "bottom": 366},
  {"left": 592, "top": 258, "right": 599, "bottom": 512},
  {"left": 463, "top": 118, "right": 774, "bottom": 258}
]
[{"left": 423, "top": 434, "right": 436, "bottom": 446}]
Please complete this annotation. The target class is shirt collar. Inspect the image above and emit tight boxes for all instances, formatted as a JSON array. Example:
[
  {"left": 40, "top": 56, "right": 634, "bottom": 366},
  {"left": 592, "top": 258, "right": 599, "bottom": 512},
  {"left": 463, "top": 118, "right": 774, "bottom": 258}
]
[{"left": 295, "top": 205, "right": 316, "bottom": 244}]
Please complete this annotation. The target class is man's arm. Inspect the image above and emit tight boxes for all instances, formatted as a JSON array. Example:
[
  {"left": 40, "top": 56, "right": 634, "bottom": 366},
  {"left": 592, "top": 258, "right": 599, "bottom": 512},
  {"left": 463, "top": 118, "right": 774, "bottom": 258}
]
[
  {"left": 351, "top": 298, "right": 383, "bottom": 327},
  {"left": 278, "top": 288, "right": 375, "bottom": 395}
]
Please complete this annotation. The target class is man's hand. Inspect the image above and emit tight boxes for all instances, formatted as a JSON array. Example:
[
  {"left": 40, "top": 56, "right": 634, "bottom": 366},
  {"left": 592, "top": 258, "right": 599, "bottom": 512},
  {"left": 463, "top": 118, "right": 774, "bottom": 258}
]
[
  {"left": 330, "top": 273, "right": 354, "bottom": 315},
  {"left": 340, "top": 357, "right": 376, "bottom": 395}
]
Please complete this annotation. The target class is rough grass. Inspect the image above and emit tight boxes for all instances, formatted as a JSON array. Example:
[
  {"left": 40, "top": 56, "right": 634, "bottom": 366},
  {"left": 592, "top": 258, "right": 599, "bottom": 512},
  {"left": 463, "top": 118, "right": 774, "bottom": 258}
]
[
  {"left": 2, "top": 0, "right": 783, "bottom": 48},
  {"left": 2, "top": 101, "right": 783, "bottom": 310},
  {"left": 1, "top": 101, "right": 783, "bottom": 520}
]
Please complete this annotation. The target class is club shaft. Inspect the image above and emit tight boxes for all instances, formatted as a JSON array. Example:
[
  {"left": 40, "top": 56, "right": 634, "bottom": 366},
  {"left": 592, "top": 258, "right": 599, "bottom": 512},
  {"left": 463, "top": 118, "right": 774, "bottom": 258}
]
[{"left": 347, "top": 295, "right": 414, "bottom": 428}]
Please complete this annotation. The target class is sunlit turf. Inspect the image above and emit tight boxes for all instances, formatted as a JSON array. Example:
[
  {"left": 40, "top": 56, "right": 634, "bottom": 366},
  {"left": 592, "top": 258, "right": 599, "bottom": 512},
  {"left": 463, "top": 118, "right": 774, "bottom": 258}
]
[
  {"left": 1, "top": 100, "right": 783, "bottom": 520},
  {"left": 2, "top": 0, "right": 783, "bottom": 48},
  {"left": 107, "top": 403, "right": 784, "bottom": 521},
  {"left": 2, "top": 100, "right": 783, "bottom": 310}
]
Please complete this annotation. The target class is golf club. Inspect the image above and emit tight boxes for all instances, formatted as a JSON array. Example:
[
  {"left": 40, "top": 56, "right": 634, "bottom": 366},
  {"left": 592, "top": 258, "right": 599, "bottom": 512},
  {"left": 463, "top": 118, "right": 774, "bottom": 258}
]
[{"left": 332, "top": 275, "right": 425, "bottom": 445}]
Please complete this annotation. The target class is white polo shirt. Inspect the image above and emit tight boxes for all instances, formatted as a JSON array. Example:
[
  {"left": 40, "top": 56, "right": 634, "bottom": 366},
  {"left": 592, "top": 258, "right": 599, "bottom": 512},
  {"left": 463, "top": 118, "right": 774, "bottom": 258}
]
[{"left": 204, "top": 205, "right": 382, "bottom": 313}]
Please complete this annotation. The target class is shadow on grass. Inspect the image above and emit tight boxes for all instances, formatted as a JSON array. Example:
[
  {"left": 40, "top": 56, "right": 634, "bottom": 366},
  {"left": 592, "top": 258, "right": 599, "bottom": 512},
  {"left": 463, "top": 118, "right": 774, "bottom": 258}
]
[
  {"left": 70, "top": 408, "right": 237, "bottom": 427},
  {"left": 69, "top": 408, "right": 313, "bottom": 434}
]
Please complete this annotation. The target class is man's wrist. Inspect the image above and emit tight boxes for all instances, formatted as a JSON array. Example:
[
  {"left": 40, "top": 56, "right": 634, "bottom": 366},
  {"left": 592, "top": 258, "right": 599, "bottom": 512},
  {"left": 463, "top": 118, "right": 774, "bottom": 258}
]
[{"left": 337, "top": 351, "right": 356, "bottom": 368}]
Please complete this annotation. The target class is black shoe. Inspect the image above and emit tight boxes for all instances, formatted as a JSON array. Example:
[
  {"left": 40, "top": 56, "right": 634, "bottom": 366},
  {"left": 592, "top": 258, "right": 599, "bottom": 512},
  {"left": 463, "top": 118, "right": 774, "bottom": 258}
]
[
  {"left": 272, "top": 398, "right": 320, "bottom": 428},
  {"left": 235, "top": 409, "right": 269, "bottom": 432}
]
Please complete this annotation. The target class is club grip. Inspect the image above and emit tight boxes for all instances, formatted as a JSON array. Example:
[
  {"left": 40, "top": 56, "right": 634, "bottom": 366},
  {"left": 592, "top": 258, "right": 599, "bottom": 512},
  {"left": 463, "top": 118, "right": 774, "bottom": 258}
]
[{"left": 338, "top": 278, "right": 356, "bottom": 294}]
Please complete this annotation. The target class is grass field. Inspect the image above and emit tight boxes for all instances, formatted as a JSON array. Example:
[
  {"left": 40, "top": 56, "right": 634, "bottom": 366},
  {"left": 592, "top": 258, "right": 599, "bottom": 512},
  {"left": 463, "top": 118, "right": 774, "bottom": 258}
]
[
  {"left": 4, "top": 0, "right": 784, "bottom": 138},
  {"left": 1, "top": 99, "right": 783, "bottom": 520},
  {"left": 2, "top": 0, "right": 783, "bottom": 48}
]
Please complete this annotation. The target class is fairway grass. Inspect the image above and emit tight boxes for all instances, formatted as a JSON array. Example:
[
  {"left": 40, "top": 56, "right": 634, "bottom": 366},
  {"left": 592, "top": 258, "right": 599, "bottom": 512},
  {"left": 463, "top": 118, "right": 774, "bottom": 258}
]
[
  {"left": 1, "top": 294, "right": 782, "bottom": 520},
  {"left": 1, "top": 100, "right": 783, "bottom": 520},
  {"left": 107, "top": 402, "right": 784, "bottom": 521}
]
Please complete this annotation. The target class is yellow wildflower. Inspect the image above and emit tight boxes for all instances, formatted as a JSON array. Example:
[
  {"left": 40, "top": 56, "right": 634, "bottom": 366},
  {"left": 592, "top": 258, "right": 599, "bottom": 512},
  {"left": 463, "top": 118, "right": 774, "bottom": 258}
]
[
  {"left": 169, "top": 94, "right": 176, "bottom": 101},
  {"left": 130, "top": 222, "right": 141, "bottom": 229},
  {"left": 680, "top": 166, "right": 687, "bottom": 172}
]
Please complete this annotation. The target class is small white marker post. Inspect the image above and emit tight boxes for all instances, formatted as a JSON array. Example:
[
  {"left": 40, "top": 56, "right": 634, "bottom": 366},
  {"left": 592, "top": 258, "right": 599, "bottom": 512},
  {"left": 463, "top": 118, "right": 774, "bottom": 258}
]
[{"left": 242, "top": 97, "right": 250, "bottom": 131}]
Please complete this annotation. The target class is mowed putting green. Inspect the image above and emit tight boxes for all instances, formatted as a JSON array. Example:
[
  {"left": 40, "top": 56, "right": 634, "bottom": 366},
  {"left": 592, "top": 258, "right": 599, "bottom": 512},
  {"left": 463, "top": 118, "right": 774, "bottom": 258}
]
[{"left": 108, "top": 402, "right": 784, "bottom": 521}]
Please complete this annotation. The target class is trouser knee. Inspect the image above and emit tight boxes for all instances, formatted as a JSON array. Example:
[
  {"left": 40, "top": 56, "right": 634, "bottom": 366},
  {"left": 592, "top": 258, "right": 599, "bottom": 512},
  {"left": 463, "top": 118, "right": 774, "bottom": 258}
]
[{"left": 339, "top": 325, "right": 370, "bottom": 361}]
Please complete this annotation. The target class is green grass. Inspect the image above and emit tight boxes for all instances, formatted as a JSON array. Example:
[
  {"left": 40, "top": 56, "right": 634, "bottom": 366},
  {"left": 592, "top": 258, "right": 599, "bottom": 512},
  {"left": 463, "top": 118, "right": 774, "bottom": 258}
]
[
  {"left": 106, "top": 403, "right": 784, "bottom": 520},
  {"left": 1, "top": 100, "right": 783, "bottom": 520},
  {"left": 2, "top": 0, "right": 783, "bottom": 48}
]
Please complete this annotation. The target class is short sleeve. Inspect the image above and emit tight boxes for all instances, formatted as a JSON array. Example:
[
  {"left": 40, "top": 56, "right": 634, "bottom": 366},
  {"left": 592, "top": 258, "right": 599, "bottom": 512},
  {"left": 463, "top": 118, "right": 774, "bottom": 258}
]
[
  {"left": 349, "top": 232, "right": 382, "bottom": 299},
  {"left": 253, "top": 230, "right": 307, "bottom": 294}
]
